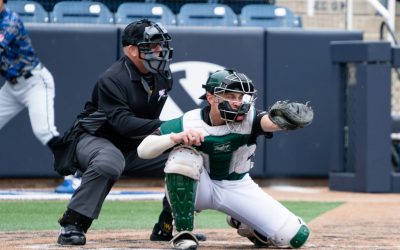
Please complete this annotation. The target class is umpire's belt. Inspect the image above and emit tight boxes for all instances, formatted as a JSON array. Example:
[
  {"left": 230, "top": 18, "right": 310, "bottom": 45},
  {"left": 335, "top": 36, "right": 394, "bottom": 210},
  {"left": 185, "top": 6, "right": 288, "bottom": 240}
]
[{"left": 9, "top": 71, "right": 33, "bottom": 85}]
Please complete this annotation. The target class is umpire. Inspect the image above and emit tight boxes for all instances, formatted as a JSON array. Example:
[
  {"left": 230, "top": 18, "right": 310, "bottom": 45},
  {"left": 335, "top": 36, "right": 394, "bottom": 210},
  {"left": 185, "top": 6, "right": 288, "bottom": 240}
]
[{"left": 56, "top": 19, "right": 175, "bottom": 245}]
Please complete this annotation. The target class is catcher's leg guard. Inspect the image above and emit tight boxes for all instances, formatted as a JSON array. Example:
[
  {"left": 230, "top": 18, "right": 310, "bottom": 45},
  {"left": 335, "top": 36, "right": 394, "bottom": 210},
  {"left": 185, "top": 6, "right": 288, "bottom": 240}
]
[
  {"left": 166, "top": 173, "right": 197, "bottom": 231},
  {"left": 165, "top": 146, "right": 203, "bottom": 232}
]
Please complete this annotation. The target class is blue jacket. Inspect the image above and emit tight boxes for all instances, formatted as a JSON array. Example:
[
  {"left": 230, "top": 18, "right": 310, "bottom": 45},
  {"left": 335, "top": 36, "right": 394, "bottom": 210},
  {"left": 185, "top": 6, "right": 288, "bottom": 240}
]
[{"left": 0, "top": 7, "right": 39, "bottom": 80}]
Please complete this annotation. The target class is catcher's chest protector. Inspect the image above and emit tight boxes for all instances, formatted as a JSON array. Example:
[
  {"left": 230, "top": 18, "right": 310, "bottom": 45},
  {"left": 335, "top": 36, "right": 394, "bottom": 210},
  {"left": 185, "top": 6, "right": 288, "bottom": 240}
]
[{"left": 182, "top": 109, "right": 257, "bottom": 180}]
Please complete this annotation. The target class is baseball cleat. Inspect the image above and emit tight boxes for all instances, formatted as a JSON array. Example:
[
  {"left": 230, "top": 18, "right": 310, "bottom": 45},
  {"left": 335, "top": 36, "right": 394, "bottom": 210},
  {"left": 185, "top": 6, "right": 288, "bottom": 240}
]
[
  {"left": 226, "top": 215, "right": 269, "bottom": 247},
  {"left": 226, "top": 215, "right": 253, "bottom": 237},
  {"left": 226, "top": 215, "right": 241, "bottom": 229},
  {"left": 150, "top": 222, "right": 173, "bottom": 241},
  {"left": 57, "top": 224, "right": 86, "bottom": 245},
  {"left": 54, "top": 176, "right": 81, "bottom": 194},
  {"left": 150, "top": 222, "right": 206, "bottom": 242},
  {"left": 193, "top": 233, "right": 206, "bottom": 241},
  {"left": 171, "top": 231, "right": 199, "bottom": 250}
]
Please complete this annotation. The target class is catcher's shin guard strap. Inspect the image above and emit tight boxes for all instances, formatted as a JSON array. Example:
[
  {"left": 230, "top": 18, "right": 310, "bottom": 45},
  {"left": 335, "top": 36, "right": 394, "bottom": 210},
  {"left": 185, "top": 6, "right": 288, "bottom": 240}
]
[{"left": 166, "top": 173, "right": 197, "bottom": 232}]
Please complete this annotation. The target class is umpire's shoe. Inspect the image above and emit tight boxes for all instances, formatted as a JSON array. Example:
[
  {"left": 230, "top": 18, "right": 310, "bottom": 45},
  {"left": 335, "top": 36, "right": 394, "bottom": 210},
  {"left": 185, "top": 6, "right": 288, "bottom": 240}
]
[
  {"left": 57, "top": 224, "right": 86, "bottom": 245},
  {"left": 171, "top": 231, "right": 199, "bottom": 250},
  {"left": 57, "top": 209, "right": 92, "bottom": 245}
]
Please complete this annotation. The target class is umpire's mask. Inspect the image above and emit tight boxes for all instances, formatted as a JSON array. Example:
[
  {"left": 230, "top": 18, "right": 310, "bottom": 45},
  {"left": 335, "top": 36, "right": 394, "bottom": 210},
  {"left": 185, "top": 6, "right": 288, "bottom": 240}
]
[{"left": 122, "top": 19, "right": 173, "bottom": 79}]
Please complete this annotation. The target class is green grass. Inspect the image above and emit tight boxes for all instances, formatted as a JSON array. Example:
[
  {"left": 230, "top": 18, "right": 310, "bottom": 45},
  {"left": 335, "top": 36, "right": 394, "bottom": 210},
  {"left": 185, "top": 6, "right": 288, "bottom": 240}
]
[{"left": 0, "top": 200, "right": 342, "bottom": 231}]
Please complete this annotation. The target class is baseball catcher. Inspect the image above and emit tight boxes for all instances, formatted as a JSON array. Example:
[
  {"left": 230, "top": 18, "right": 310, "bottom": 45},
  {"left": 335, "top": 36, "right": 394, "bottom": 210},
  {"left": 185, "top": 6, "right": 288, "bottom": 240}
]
[{"left": 138, "top": 69, "right": 311, "bottom": 250}]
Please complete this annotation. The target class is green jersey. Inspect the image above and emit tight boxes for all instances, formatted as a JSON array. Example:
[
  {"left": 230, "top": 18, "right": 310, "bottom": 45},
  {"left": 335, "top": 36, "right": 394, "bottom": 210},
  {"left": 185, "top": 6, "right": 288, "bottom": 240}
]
[{"left": 160, "top": 107, "right": 267, "bottom": 181}]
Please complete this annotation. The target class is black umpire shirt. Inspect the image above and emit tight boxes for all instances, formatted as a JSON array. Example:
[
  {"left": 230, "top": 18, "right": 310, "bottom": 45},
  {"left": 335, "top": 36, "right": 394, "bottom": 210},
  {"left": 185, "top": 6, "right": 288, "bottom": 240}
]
[{"left": 77, "top": 56, "right": 173, "bottom": 153}]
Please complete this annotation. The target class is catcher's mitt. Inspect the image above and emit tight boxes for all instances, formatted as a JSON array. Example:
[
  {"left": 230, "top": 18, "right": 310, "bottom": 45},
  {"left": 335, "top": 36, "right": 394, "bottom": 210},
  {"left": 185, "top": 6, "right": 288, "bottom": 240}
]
[{"left": 268, "top": 101, "right": 314, "bottom": 130}]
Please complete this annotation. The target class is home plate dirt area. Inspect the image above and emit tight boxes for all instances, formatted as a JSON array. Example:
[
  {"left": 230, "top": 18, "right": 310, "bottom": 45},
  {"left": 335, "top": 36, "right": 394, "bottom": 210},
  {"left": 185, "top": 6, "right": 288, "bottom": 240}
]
[{"left": 1, "top": 179, "right": 400, "bottom": 249}]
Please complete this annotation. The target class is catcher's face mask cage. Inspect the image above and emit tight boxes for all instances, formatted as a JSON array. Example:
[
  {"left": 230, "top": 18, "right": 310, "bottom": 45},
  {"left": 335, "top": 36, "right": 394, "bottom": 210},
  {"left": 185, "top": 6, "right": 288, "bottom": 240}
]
[
  {"left": 137, "top": 23, "right": 173, "bottom": 78},
  {"left": 213, "top": 71, "right": 257, "bottom": 123}
]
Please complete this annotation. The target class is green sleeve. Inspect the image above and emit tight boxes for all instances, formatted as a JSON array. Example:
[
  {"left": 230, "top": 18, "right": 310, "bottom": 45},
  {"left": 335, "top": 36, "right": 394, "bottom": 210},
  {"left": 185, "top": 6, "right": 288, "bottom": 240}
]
[{"left": 160, "top": 117, "right": 183, "bottom": 135}]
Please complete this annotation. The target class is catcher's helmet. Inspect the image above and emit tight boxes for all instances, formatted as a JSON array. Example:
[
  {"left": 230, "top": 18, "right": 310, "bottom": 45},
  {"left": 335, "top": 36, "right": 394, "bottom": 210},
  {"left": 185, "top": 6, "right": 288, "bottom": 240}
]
[
  {"left": 200, "top": 69, "right": 256, "bottom": 122},
  {"left": 122, "top": 19, "right": 173, "bottom": 78}
]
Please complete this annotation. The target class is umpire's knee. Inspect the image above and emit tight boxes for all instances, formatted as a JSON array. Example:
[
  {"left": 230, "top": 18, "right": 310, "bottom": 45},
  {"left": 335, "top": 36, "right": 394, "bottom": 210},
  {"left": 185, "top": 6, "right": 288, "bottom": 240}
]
[{"left": 92, "top": 147, "right": 125, "bottom": 181}]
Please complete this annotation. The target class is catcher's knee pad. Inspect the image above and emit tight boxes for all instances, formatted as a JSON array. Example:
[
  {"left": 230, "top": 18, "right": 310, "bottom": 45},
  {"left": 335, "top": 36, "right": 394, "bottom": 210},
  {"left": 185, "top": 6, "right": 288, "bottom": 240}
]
[
  {"left": 271, "top": 215, "right": 310, "bottom": 249},
  {"left": 165, "top": 146, "right": 203, "bottom": 232},
  {"left": 164, "top": 146, "right": 203, "bottom": 180}
]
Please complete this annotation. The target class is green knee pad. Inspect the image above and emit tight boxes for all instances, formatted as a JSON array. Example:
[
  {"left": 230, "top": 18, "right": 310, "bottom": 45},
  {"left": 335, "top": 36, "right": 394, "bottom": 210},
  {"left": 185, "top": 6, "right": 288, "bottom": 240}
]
[{"left": 166, "top": 173, "right": 197, "bottom": 232}]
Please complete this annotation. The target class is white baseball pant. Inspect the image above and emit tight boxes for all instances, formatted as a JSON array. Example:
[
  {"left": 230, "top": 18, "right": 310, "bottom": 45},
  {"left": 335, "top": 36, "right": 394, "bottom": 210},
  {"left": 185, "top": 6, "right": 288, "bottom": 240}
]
[{"left": 0, "top": 63, "right": 59, "bottom": 145}]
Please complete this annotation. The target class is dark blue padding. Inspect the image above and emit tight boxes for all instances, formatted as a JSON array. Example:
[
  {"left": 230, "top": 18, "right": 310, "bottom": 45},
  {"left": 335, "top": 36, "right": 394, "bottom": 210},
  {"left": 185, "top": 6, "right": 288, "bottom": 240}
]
[
  {"left": 391, "top": 46, "right": 400, "bottom": 67},
  {"left": 330, "top": 41, "right": 392, "bottom": 192},
  {"left": 331, "top": 40, "right": 391, "bottom": 63},
  {"left": 265, "top": 29, "right": 362, "bottom": 177}
]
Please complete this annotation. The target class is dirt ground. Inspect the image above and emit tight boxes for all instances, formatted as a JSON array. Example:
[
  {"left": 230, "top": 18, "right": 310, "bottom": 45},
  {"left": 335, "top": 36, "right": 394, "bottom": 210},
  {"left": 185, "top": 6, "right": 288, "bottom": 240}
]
[{"left": 1, "top": 178, "right": 400, "bottom": 249}]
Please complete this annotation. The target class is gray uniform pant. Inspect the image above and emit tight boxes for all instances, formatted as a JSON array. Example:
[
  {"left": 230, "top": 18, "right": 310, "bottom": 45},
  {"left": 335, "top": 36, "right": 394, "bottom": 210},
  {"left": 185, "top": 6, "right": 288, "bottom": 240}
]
[{"left": 68, "top": 133, "right": 168, "bottom": 219}]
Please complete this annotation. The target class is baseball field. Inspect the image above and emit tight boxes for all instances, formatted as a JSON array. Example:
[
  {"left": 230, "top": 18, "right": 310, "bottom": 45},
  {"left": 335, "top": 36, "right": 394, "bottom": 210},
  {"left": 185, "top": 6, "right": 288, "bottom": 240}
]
[{"left": 1, "top": 178, "right": 400, "bottom": 249}]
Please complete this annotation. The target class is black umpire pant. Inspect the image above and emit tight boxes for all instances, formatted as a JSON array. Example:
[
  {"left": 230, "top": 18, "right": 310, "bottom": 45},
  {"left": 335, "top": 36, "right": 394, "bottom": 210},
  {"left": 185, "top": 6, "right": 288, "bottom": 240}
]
[{"left": 68, "top": 133, "right": 168, "bottom": 219}]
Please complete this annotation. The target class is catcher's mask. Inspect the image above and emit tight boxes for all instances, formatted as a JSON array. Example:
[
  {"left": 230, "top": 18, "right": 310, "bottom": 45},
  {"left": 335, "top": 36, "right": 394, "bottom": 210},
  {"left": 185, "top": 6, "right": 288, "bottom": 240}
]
[
  {"left": 122, "top": 19, "right": 173, "bottom": 78},
  {"left": 200, "top": 69, "right": 257, "bottom": 122}
]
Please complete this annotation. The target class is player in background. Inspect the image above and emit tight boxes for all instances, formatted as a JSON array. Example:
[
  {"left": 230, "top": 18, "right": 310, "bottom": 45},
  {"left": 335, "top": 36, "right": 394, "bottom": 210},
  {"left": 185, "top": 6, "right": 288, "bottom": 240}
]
[
  {"left": 0, "top": 0, "right": 79, "bottom": 193},
  {"left": 138, "top": 69, "right": 312, "bottom": 249}
]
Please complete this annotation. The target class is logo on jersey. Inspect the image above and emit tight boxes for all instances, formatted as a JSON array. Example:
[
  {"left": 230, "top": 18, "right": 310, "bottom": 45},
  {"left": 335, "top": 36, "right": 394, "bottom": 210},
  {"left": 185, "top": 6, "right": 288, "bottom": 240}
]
[
  {"left": 213, "top": 142, "right": 232, "bottom": 153},
  {"left": 160, "top": 61, "right": 224, "bottom": 121}
]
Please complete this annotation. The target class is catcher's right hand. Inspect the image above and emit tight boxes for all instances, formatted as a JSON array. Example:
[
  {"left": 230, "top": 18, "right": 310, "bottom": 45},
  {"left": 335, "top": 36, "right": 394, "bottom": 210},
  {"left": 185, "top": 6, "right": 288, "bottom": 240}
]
[{"left": 268, "top": 101, "right": 314, "bottom": 130}]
